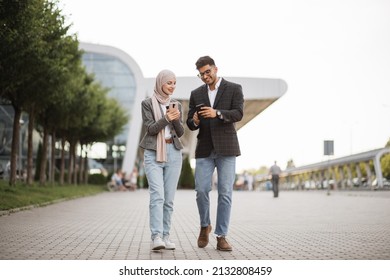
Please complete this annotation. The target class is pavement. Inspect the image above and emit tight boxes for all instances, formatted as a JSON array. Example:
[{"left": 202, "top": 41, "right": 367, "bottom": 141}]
[{"left": 1, "top": 189, "right": 390, "bottom": 260}]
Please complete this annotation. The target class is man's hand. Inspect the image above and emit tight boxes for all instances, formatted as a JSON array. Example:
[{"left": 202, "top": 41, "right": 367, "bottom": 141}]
[
  {"left": 193, "top": 112, "right": 200, "bottom": 126},
  {"left": 198, "top": 106, "right": 217, "bottom": 119}
]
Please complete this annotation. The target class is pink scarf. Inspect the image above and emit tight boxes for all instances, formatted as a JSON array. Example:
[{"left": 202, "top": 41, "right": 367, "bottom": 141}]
[{"left": 152, "top": 69, "right": 176, "bottom": 162}]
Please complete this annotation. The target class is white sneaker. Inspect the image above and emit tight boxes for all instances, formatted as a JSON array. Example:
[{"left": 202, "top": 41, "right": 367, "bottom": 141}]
[
  {"left": 163, "top": 236, "right": 176, "bottom": 250},
  {"left": 151, "top": 236, "right": 165, "bottom": 250}
]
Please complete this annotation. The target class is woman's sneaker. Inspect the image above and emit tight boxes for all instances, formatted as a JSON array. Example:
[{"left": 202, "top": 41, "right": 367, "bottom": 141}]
[
  {"left": 151, "top": 236, "right": 165, "bottom": 250},
  {"left": 163, "top": 236, "right": 176, "bottom": 250}
]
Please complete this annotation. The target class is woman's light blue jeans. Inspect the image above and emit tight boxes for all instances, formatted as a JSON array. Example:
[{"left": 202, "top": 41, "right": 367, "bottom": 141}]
[
  {"left": 195, "top": 151, "right": 236, "bottom": 236},
  {"left": 144, "top": 144, "right": 182, "bottom": 240}
]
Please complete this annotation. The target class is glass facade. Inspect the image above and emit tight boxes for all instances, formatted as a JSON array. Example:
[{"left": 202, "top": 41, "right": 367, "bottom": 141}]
[{"left": 82, "top": 52, "right": 136, "bottom": 144}]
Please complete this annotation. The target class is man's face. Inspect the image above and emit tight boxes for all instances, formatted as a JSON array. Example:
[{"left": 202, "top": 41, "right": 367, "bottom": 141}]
[{"left": 197, "top": 65, "right": 218, "bottom": 86}]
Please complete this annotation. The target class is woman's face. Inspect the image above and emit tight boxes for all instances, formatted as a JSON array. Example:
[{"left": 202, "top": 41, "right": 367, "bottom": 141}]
[{"left": 162, "top": 79, "right": 176, "bottom": 95}]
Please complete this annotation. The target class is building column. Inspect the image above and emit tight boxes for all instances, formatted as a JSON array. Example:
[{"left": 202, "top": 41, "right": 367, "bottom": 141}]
[
  {"left": 346, "top": 165, "right": 353, "bottom": 189},
  {"left": 364, "top": 161, "right": 372, "bottom": 190},
  {"left": 356, "top": 164, "right": 362, "bottom": 187}
]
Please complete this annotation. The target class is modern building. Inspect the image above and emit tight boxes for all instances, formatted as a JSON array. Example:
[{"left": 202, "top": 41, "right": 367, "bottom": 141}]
[
  {"left": 0, "top": 42, "right": 287, "bottom": 176},
  {"left": 79, "top": 42, "right": 288, "bottom": 175}
]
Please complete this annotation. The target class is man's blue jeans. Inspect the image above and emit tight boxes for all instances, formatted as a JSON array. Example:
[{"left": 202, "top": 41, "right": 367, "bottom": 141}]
[
  {"left": 144, "top": 144, "right": 182, "bottom": 240},
  {"left": 195, "top": 151, "right": 236, "bottom": 236}
]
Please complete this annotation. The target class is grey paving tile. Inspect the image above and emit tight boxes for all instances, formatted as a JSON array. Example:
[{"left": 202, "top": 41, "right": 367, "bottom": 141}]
[{"left": 0, "top": 189, "right": 390, "bottom": 260}]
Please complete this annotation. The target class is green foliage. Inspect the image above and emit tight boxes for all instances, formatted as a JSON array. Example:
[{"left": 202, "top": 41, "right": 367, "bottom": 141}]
[
  {"left": 0, "top": 0, "right": 74, "bottom": 107},
  {"left": 0, "top": 0, "right": 128, "bottom": 185},
  {"left": 179, "top": 156, "right": 195, "bottom": 189},
  {"left": 0, "top": 181, "right": 107, "bottom": 211},
  {"left": 88, "top": 173, "right": 107, "bottom": 185},
  {"left": 78, "top": 92, "right": 129, "bottom": 146},
  {"left": 256, "top": 166, "right": 269, "bottom": 175},
  {"left": 359, "top": 162, "right": 367, "bottom": 177},
  {"left": 379, "top": 138, "right": 390, "bottom": 179},
  {"left": 139, "top": 174, "right": 148, "bottom": 189},
  {"left": 382, "top": 154, "right": 390, "bottom": 179}
]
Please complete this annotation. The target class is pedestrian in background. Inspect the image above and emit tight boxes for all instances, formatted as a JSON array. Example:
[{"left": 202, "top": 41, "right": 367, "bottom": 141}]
[
  {"left": 139, "top": 69, "right": 184, "bottom": 251},
  {"left": 269, "top": 161, "right": 282, "bottom": 197}
]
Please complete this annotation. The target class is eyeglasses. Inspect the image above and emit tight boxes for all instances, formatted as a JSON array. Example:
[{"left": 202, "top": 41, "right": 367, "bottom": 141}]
[{"left": 197, "top": 68, "right": 213, "bottom": 78}]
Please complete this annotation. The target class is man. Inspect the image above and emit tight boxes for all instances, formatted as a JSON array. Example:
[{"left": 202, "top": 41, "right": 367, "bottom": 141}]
[
  {"left": 187, "top": 56, "right": 244, "bottom": 251},
  {"left": 269, "top": 161, "right": 282, "bottom": 197}
]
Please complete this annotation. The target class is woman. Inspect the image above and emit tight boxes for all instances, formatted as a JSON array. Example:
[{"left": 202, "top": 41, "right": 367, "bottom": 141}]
[{"left": 139, "top": 69, "right": 184, "bottom": 250}]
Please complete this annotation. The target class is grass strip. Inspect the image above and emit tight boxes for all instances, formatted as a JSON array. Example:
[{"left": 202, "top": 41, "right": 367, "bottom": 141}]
[{"left": 0, "top": 181, "right": 107, "bottom": 212}]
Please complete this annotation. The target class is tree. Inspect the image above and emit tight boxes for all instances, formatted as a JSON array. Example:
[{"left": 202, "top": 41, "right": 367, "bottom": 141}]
[
  {"left": 34, "top": 48, "right": 82, "bottom": 185},
  {"left": 0, "top": 0, "right": 78, "bottom": 185},
  {"left": 77, "top": 87, "right": 128, "bottom": 184},
  {"left": 27, "top": 2, "right": 81, "bottom": 185},
  {"left": 286, "top": 159, "right": 295, "bottom": 169},
  {"left": 1, "top": 0, "right": 45, "bottom": 185},
  {"left": 50, "top": 64, "right": 87, "bottom": 185}
]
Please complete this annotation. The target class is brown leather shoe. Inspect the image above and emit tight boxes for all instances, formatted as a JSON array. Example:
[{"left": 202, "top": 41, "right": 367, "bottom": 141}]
[
  {"left": 216, "top": 236, "right": 232, "bottom": 251},
  {"left": 197, "top": 225, "right": 212, "bottom": 248}
]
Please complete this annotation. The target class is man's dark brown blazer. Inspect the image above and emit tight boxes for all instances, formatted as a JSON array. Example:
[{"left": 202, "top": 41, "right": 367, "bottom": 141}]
[{"left": 186, "top": 78, "right": 244, "bottom": 158}]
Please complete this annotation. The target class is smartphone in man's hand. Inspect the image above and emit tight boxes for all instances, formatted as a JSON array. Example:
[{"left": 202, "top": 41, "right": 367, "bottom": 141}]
[{"left": 196, "top": 103, "right": 205, "bottom": 113}]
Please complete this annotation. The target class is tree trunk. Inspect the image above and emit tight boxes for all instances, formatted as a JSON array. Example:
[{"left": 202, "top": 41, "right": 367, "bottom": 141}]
[
  {"left": 72, "top": 142, "right": 78, "bottom": 185},
  {"left": 83, "top": 148, "right": 89, "bottom": 184},
  {"left": 50, "top": 132, "right": 56, "bottom": 184},
  {"left": 79, "top": 145, "right": 85, "bottom": 184},
  {"left": 39, "top": 126, "right": 48, "bottom": 185},
  {"left": 67, "top": 140, "right": 74, "bottom": 185},
  {"left": 59, "top": 139, "right": 65, "bottom": 185},
  {"left": 26, "top": 111, "right": 34, "bottom": 185},
  {"left": 9, "top": 106, "right": 22, "bottom": 186}
]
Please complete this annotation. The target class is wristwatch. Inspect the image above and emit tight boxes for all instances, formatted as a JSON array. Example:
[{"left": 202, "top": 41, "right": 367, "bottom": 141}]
[{"left": 216, "top": 110, "right": 223, "bottom": 120}]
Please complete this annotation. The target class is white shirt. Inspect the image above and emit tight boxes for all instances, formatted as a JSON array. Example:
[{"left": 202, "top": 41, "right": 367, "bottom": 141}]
[
  {"left": 208, "top": 78, "right": 222, "bottom": 107},
  {"left": 160, "top": 103, "right": 171, "bottom": 139}
]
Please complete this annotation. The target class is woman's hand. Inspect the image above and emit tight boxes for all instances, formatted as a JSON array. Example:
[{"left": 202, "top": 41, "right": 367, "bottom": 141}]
[{"left": 166, "top": 107, "right": 180, "bottom": 122}]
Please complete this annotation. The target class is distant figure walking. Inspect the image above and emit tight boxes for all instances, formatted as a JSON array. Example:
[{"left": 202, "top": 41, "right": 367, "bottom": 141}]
[{"left": 269, "top": 161, "right": 282, "bottom": 197}]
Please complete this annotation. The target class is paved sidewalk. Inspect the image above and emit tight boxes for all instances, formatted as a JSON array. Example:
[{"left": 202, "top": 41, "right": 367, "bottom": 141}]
[{"left": 1, "top": 189, "right": 390, "bottom": 260}]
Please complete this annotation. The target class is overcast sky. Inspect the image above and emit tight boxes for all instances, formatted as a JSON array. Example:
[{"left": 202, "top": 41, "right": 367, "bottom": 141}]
[{"left": 59, "top": 0, "right": 390, "bottom": 172}]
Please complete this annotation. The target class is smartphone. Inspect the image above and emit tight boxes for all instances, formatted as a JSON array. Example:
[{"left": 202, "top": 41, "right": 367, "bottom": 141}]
[
  {"left": 196, "top": 103, "right": 205, "bottom": 113},
  {"left": 166, "top": 102, "right": 177, "bottom": 110}
]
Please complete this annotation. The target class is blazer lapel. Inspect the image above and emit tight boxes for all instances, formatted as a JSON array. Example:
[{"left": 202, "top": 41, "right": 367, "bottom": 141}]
[
  {"left": 201, "top": 85, "right": 211, "bottom": 107},
  {"left": 213, "top": 78, "right": 226, "bottom": 108}
]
